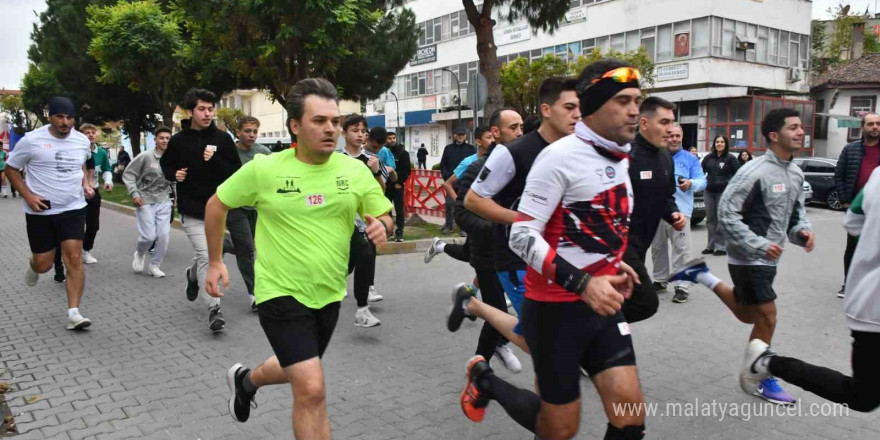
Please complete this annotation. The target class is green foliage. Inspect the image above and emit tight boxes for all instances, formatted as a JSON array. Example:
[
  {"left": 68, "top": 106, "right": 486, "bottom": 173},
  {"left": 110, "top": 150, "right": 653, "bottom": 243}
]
[
  {"left": 495, "top": 0, "right": 576, "bottom": 34},
  {"left": 0, "top": 95, "right": 39, "bottom": 134},
  {"left": 826, "top": 5, "right": 865, "bottom": 65},
  {"left": 500, "top": 54, "right": 569, "bottom": 116},
  {"left": 216, "top": 107, "right": 245, "bottom": 132},
  {"left": 865, "top": 31, "right": 880, "bottom": 54},
  {"left": 20, "top": 62, "right": 67, "bottom": 123},
  {"left": 570, "top": 47, "right": 656, "bottom": 90}
]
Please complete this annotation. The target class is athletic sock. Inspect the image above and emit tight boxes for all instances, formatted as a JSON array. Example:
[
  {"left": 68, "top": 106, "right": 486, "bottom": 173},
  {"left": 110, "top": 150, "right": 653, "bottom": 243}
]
[
  {"left": 241, "top": 370, "right": 258, "bottom": 393},
  {"left": 68, "top": 308, "right": 79, "bottom": 317},
  {"left": 477, "top": 371, "right": 540, "bottom": 433},
  {"left": 604, "top": 423, "right": 646, "bottom": 439},
  {"left": 695, "top": 271, "right": 721, "bottom": 290},
  {"left": 755, "top": 353, "right": 774, "bottom": 375},
  {"left": 436, "top": 242, "right": 446, "bottom": 253}
]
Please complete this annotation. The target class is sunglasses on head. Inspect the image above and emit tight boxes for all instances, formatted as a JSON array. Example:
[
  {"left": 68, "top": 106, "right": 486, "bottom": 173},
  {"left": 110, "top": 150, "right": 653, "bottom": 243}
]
[{"left": 577, "top": 67, "right": 642, "bottom": 93}]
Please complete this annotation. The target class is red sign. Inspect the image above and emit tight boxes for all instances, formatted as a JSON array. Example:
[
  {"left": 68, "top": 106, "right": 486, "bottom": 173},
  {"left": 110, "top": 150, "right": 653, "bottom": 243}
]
[
  {"left": 675, "top": 32, "right": 690, "bottom": 58},
  {"left": 874, "top": 24, "right": 880, "bottom": 37}
]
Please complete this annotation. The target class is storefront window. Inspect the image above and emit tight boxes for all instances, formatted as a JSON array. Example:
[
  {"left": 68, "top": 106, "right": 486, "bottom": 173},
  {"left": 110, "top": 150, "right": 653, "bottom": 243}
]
[{"left": 709, "top": 100, "right": 728, "bottom": 124}]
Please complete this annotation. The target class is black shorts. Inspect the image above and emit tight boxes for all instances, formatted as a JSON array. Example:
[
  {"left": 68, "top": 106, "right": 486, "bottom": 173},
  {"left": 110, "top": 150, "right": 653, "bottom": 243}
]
[
  {"left": 522, "top": 298, "right": 637, "bottom": 405},
  {"left": 729, "top": 264, "right": 777, "bottom": 305},
  {"left": 25, "top": 207, "right": 87, "bottom": 254},
  {"left": 257, "top": 296, "right": 341, "bottom": 368}
]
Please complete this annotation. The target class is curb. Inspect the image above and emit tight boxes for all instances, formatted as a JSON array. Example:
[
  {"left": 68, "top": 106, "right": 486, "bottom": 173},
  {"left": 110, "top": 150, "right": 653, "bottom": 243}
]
[{"left": 101, "top": 201, "right": 463, "bottom": 255}]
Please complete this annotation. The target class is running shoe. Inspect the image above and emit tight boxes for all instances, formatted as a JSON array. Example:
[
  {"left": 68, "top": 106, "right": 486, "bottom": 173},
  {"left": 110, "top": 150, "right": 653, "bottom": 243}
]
[
  {"left": 355, "top": 307, "right": 381, "bottom": 327},
  {"left": 209, "top": 306, "right": 226, "bottom": 332},
  {"left": 424, "top": 237, "right": 444, "bottom": 264},
  {"left": 147, "top": 265, "right": 166, "bottom": 278},
  {"left": 132, "top": 251, "right": 146, "bottom": 273},
  {"left": 368, "top": 286, "right": 384, "bottom": 302},
  {"left": 652, "top": 281, "right": 668, "bottom": 293},
  {"left": 250, "top": 295, "right": 257, "bottom": 312},
  {"left": 447, "top": 283, "right": 475, "bottom": 332},
  {"left": 67, "top": 312, "right": 91, "bottom": 330},
  {"left": 754, "top": 377, "right": 797, "bottom": 405},
  {"left": 54, "top": 273, "right": 66, "bottom": 283},
  {"left": 739, "top": 339, "right": 770, "bottom": 395},
  {"left": 226, "top": 363, "right": 257, "bottom": 423},
  {"left": 713, "top": 250, "right": 727, "bottom": 256},
  {"left": 669, "top": 258, "right": 709, "bottom": 284},
  {"left": 25, "top": 266, "right": 39, "bottom": 287},
  {"left": 672, "top": 287, "right": 689, "bottom": 303},
  {"left": 494, "top": 344, "right": 522, "bottom": 373},
  {"left": 440, "top": 226, "right": 453, "bottom": 235},
  {"left": 460, "top": 355, "right": 490, "bottom": 423},
  {"left": 81, "top": 251, "right": 98, "bottom": 264},
  {"left": 185, "top": 267, "right": 199, "bottom": 301},
  {"left": 837, "top": 285, "right": 845, "bottom": 299},
  {"left": 701, "top": 248, "right": 714, "bottom": 255}
]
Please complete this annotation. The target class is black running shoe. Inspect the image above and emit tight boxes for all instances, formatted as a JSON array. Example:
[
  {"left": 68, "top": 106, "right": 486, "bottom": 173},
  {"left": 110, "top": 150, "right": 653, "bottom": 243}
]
[
  {"left": 185, "top": 268, "right": 199, "bottom": 301},
  {"left": 209, "top": 306, "right": 226, "bottom": 332},
  {"left": 713, "top": 250, "right": 727, "bottom": 256},
  {"left": 652, "top": 281, "right": 668, "bottom": 293},
  {"left": 447, "top": 283, "right": 474, "bottom": 332},
  {"left": 701, "top": 248, "right": 714, "bottom": 255},
  {"left": 672, "top": 287, "right": 689, "bottom": 303},
  {"left": 227, "top": 363, "right": 257, "bottom": 423},
  {"left": 54, "top": 273, "right": 66, "bottom": 283}
]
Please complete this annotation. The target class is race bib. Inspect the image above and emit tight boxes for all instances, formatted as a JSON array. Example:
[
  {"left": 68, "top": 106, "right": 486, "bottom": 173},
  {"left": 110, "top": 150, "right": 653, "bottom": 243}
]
[
  {"left": 306, "top": 194, "right": 325, "bottom": 206},
  {"left": 772, "top": 184, "right": 786, "bottom": 193},
  {"left": 640, "top": 171, "right": 653, "bottom": 180}
]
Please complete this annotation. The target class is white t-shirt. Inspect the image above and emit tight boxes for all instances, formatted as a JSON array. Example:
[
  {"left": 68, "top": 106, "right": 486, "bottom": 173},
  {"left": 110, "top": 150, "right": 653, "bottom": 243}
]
[{"left": 6, "top": 125, "right": 91, "bottom": 215}]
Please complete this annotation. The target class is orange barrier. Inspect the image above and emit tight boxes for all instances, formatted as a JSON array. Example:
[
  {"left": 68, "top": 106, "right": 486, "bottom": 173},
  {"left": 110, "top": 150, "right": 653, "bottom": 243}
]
[{"left": 404, "top": 169, "right": 446, "bottom": 218}]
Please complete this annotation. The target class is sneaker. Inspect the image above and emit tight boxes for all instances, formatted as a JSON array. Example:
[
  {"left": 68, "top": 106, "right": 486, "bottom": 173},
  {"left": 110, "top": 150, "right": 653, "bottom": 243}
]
[
  {"left": 147, "top": 265, "right": 166, "bottom": 278},
  {"left": 701, "top": 248, "right": 714, "bottom": 255},
  {"left": 440, "top": 226, "right": 453, "bottom": 235},
  {"left": 185, "top": 268, "right": 199, "bottom": 301},
  {"left": 739, "top": 339, "right": 771, "bottom": 395},
  {"left": 209, "top": 306, "right": 226, "bottom": 332},
  {"left": 447, "top": 283, "right": 475, "bottom": 332},
  {"left": 25, "top": 266, "right": 39, "bottom": 287},
  {"left": 460, "top": 355, "right": 491, "bottom": 423},
  {"left": 54, "top": 273, "right": 66, "bottom": 283},
  {"left": 652, "top": 281, "right": 668, "bottom": 293},
  {"left": 713, "top": 250, "right": 727, "bottom": 256},
  {"left": 394, "top": 232, "right": 404, "bottom": 243},
  {"left": 250, "top": 295, "right": 257, "bottom": 312},
  {"left": 67, "top": 312, "right": 92, "bottom": 330},
  {"left": 837, "top": 285, "right": 845, "bottom": 299},
  {"left": 459, "top": 230, "right": 467, "bottom": 237},
  {"left": 226, "top": 363, "right": 257, "bottom": 423},
  {"left": 494, "top": 344, "right": 522, "bottom": 373},
  {"left": 755, "top": 377, "right": 797, "bottom": 405},
  {"left": 368, "top": 286, "right": 384, "bottom": 302},
  {"left": 669, "top": 258, "right": 709, "bottom": 284},
  {"left": 132, "top": 251, "right": 146, "bottom": 273},
  {"left": 672, "top": 287, "right": 689, "bottom": 303},
  {"left": 81, "top": 251, "right": 98, "bottom": 264},
  {"left": 424, "top": 237, "right": 444, "bottom": 264},
  {"left": 355, "top": 307, "right": 381, "bottom": 327}
]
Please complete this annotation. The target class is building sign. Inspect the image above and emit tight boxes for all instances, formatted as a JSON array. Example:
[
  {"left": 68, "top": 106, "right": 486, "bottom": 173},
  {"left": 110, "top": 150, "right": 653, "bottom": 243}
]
[
  {"left": 562, "top": 6, "right": 587, "bottom": 26},
  {"left": 656, "top": 63, "right": 689, "bottom": 81},
  {"left": 494, "top": 23, "right": 531, "bottom": 46},
  {"left": 385, "top": 111, "right": 401, "bottom": 128},
  {"left": 422, "top": 96, "right": 437, "bottom": 109},
  {"left": 674, "top": 32, "right": 690, "bottom": 58},
  {"left": 411, "top": 44, "right": 437, "bottom": 66}
]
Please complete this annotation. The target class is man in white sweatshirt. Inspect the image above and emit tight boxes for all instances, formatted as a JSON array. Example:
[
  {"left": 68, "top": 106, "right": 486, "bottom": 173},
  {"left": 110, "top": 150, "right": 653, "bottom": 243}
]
[{"left": 741, "top": 167, "right": 880, "bottom": 412}]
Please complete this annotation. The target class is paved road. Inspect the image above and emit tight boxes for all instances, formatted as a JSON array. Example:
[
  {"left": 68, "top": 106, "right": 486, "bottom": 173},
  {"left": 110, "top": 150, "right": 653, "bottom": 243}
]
[{"left": 1, "top": 197, "right": 878, "bottom": 439}]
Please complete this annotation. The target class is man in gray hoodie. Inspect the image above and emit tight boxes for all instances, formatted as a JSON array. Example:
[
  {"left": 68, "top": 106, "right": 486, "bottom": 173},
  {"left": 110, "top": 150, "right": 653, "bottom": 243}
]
[{"left": 670, "top": 108, "right": 814, "bottom": 406}]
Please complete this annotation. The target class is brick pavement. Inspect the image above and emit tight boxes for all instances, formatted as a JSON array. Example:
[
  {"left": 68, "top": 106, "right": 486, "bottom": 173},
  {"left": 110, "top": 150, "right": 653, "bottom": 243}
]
[{"left": 0, "top": 197, "right": 878, "bottom": 439}]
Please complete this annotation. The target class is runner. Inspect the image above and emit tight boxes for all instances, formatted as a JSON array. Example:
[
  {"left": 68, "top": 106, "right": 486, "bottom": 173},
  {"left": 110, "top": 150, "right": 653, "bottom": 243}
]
[
  {"left": 79, "top": 123, "right": 113, "bottom": 264},
  {"left": 205, "top": 78, "right": 392, "bottom": 439},
  {"left": 160, "top": 88, "right": 241, "bottom": 332},
  {"left": 671, "top": 108, "right": 814, "bottom": 405},
  {"left": 224, "top": 115, "right": 271, "bottom": 310},
  {"left": 744, "top": 169, "right": 880, "bottom": 412},
  {"left": 5, "top": 97, "right": 95, "bottom": 330},
  {"left": 123, "top": 126, "right": 175, "bottom": 278},
  {"left": 455, "top": 60, "right": 645, "bottom": 439}
]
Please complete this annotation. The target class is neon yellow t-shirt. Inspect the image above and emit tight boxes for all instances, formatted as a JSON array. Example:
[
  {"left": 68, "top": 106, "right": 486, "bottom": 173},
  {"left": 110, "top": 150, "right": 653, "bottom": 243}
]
[{"left": 216, "top": 149, "right": 392, "bottom": 309}]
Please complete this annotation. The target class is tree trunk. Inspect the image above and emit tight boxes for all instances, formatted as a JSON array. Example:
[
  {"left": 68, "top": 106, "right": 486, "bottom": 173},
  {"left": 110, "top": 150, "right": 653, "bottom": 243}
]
[
  {"left": 126, "top": 118, "right": 142, "bottom": 157},
  {"left": 464, "top": 1, "right": 503, "bottom": 122}
]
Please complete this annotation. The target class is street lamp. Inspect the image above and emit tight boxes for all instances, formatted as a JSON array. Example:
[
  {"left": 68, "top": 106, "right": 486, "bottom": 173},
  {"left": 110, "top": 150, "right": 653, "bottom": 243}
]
[
  {"left": 389, "top": 91, "right": 402, "bottom": 147},
  {"left": 441, "top": 67, "right": 462, "bottom": 131}
]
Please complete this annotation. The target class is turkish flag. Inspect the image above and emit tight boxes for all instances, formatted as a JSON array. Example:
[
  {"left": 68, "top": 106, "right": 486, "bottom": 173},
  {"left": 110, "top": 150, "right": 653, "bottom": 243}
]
[{"left": 675, "top": 32, "right": 690, "bottom": 58}]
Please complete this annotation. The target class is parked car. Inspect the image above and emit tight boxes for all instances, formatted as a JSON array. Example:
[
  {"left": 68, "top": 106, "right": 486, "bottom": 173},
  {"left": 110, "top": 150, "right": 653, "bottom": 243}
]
[{"left": 792, "top": 157, "right": 843, "bottom": 210}]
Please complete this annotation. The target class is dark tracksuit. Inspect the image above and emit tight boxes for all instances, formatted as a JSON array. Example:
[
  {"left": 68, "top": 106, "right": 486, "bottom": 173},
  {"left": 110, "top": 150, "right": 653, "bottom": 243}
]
[{"left": 386, "top": 144, "right": 412, "bottom": 237}]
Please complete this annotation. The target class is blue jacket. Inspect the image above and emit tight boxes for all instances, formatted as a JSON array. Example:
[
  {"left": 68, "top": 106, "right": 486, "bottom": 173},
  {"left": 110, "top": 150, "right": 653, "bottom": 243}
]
[
  {"left": 378, "top": 146, "right": 396, "bottom": 170},
  {"left": 672, "top": 147, "right": 707, "bottom": 217}
]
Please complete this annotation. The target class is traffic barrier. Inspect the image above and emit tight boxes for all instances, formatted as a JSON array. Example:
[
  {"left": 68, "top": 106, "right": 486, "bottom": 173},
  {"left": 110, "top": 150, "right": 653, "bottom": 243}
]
[{"left": 403, "top": 169, "right": 446, "bottom": 218}]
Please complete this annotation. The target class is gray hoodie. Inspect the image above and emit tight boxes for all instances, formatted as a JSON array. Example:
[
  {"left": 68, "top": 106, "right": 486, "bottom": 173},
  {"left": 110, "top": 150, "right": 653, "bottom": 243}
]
[
  {"left": 844, "top": 168, "right": 880, "bottom": 333},
  {"left": 718, "top": 148, "right": 811, "bottom": 266},
  {"left": 123, "top": 148, "right": 174, "bottom": 205}
]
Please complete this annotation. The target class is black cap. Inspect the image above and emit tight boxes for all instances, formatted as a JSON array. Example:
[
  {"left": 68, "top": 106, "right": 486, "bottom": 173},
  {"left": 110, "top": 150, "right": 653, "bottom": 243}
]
[
  {"left": 453, "top": 126, "right": 467, "bottom": 134},
  {"left": 48, "top": 97, "right": 76, "bottom": 117}
]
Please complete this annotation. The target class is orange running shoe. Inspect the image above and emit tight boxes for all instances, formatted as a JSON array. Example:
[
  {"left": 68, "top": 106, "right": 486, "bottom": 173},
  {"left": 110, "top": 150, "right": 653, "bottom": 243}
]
[{"left": 460, "top": 355, "right": 491, "bottom": 422}]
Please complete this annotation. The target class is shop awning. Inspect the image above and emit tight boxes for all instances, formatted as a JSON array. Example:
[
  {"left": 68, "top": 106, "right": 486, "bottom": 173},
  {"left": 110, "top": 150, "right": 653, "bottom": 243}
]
[{"left": 816, "top": 113, "right": 862, "bottom": 128}]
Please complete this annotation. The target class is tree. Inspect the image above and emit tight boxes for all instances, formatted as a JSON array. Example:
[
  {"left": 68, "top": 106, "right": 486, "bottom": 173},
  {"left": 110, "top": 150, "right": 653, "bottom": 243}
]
[
  {"left": 500, "top": 54, "right": 568, "bottom": 116},
  {"left": 215, "top": 107, "right": 244, "bottom": 132},
  {"left": 826, "top": 5, "right": 864, "bottom": 63},
  {"left": 20, "top": 62, "right": 67, "bottom": 123},
  {"left": 86, "top": 0, "right": 183, "bottom": 128},
  {"left": 570, "top": 46, "right": 657, "bottom": 90},
  {"left": 174, "top": 0, "right": 418, "bottom": 106},
  {"left": 0, "top": 95, "right": 40, "bottom": 135},
  {"left": 461, "top": 0, "right": 574, "bottom": 121}
]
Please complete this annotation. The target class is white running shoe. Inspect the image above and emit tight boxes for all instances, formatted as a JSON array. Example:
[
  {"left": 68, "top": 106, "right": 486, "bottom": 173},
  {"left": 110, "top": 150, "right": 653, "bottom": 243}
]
[
  {"left": 147, "top": 264, "right": 166, "bottom": 278},
  {"left": 424, "top": 237, "right": 443, "bottom": 264},
  {"left": 67, "top": 312, "right": 92, "bottom": 330},
  {"left": 355, "top": 307, "right": 381, "bottom": 327},
  {"left": 494, "top": 344, "right": 522, "bottom": 373},
  {"left": 368, "top": 286, "right": 384, "bottom": 302},
  {"left": 132, "top": 251, "right": 146, "bottom": 273},
  {"left": 739, "top": 339, "right": 770, "bottom": 395},
  {"left": 81, "top": 251, "right": 98, "bottom": 264},
  {"left": 25, "top": 266, "right": 39, "bottom": 286}
]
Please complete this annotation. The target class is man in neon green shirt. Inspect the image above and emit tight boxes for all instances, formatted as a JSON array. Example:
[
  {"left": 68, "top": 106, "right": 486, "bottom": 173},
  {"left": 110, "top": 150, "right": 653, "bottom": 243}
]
[{"left": 203, "top": 78, "right": 392, "bottom": 440}]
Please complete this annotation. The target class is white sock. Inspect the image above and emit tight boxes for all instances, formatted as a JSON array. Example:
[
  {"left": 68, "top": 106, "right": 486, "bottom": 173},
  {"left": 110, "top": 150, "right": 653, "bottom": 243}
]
[
  {"left": 436, "top": 242, "right": 446, "bottom": 253},
  {"left": 754, "top": 354, "right": 772, "bottom": 375},
  {"left": 357, "top": 306, "right": 369, "bottom": 312},
  {"left": 696, "top": 271, "right": 721, "bottom": 290},
  {"left": 68, "top": 308, "right": 79, "bottom": 317}
]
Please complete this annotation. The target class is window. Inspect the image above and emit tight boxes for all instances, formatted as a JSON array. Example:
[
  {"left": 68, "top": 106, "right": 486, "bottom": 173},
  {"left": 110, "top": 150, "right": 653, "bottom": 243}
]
[
  {"left": 711, "top": 17, "right": 723, "bottom": 56},
  {"left": 674, "top": 21, "right": 690, "bottom": 58},
  {"left": 692, "top": 17, "right": 709, "bottom": 57},
  {"left": 746, "top": 24, "right": 757, "bottom": 62},
  {"left": 757, "top": 26, "right": 768, "bottom": 63},
  {"left": 800, "top": 34, "right": 809, "bottom": 69},
  {"left": 626, "top": 31, "right": 639, "bottom": 53},
  {"left": 849, "top": 96, "right": 877, "bottom": 140},
  {"left": 778, "top": 31, "right": 789, "bottom": 66},
  {"left": 611, "top": 33, "right": 625, "bottom": 52},
  {"left": 804, "top": 160, "right": 836, "bottom": 174},
  {"left": 768, "top": 29, "right": 778, "bottom": 65},
  {"left": 442, "top": 15, "right": 450, "bottom": 41},
  {"left": 418, "top": 23, "right": 426, "bottom": 46},
  {"left": 789, "top": 34, "right": 799, "bottom": 68},
  {"left": 657, "top": 24, "right": 672, "bottom": 61},
  {"left": 722, "top": 19, "right": 735, "bottom": 57}
]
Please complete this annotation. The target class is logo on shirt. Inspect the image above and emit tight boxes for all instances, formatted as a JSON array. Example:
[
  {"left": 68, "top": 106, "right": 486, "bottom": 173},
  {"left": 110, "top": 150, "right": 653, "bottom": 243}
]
[
  {"left": 276, "top": 178, "right": 301, "bottom": 195},
  {"left": 478, "top": 166, "right": 492, "bottom": 182},
  {"left": 525, "top": 191, "right": 548, "bottom": 206},
  {"left": 719, "top": 162, "right": 725, "bottom": 169},
  {"left": 605, "top": 166, "right": 616, "bottom": 178},
  {"left": 772, "top": 183, "right": 786, "bottom": 193},
  {"left": 640, "top": 171, "right": 653, "bottom": 180},
  {"left": 336, "top": 175, "right": 350, "bottom": 191}
]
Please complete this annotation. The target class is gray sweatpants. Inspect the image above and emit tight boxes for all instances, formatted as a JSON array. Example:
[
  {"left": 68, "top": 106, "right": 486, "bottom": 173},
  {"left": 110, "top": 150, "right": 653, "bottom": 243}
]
[
  {"left": 224, "top": 208, "right": 257, "bottom": 298},
  {"left": 135, "top": 200, "right": 173, "bottom": 266},
  {"left": 181, "top": 214, "right": 220, "bottom": 308},
  {"left": 704, "top": 191, "right": 726, "bottom": 252},
  {"left": 651, "top": 218, "right": 693, "bottom": 290}
]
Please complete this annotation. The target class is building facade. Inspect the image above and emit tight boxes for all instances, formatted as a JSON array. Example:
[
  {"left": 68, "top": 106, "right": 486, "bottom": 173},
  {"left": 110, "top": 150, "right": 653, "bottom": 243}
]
[{"left": 368, "top": 0, "right": 816, "bottom": 168}]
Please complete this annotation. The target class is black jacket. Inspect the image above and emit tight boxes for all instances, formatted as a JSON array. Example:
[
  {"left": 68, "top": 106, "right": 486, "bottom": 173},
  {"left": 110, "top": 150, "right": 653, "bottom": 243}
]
[
  {"left": 702, "top": 150, "right": 740, "bottom": 193},
  {"left": 390, "top": 144, "right": 412, "bottom": 185},
  {"left": 627, "top": 133, "right": 678, "bottom": 258},
  {"left": 455, "top": 154, "right": 494, "bottom": 269},
  {"left": 835, "top": 139, "right": 879, "bottom": 203},
  {"left": 417, "top": 147, "right": 428, "bottom": 160},
  {"left": 439, "top": 142, "right": 475, "bottom": 180},
  {"left": 160, "top": 121, "right": 241, "bottom": 218}
]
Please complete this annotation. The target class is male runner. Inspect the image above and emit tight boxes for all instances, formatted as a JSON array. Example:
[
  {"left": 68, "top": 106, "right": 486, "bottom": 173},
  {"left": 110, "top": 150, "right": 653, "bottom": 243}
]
[
  {"left": 207, "top": 78, "right": 392, "bottom": 439},
  {"left": 6, "top": 97, "right": 95, "bottom": 330},
  {"left": 456, "top": 60, "right": 646, "bottom": 440},
  {"left": 671, "top": 108, "right": 814, "bottom": 405},
  {"left": 79, "top": 123, "right": 113, "bottom": 264}
]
